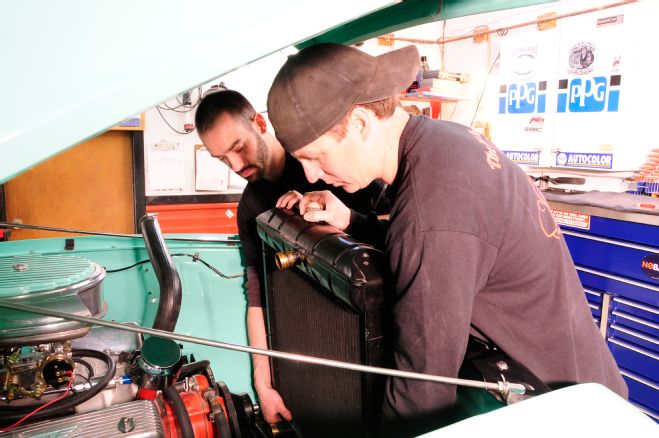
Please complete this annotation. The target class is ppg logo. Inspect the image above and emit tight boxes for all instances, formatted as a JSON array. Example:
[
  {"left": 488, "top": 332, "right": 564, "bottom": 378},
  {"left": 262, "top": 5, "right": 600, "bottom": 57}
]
[
  {"left": 498, "top": 81, "right": 547, "bottom": 114},
  {"left": 557, "top": 75, "right": 621, "bottom": 113}
]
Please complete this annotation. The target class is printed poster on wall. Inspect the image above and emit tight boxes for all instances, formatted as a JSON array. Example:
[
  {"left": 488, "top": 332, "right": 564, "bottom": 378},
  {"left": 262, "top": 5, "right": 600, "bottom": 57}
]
[
  {"left": 492, "top": 31, "right": 558, "bottom": 168},
  {"left": 552, "top": 9, "right": 632, "bottom": 171},
  {"left": 490, "top": 4, "right": 650, "bottom": 173}
]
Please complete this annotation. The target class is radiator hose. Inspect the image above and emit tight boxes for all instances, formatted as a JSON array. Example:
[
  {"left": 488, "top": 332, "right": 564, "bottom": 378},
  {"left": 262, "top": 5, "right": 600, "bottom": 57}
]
[
  {"left": 139, "top": 214, "right": 182, "bottom": 332},
  {"left": 163, "top": 386, "right": 195, "bottom": 438}
]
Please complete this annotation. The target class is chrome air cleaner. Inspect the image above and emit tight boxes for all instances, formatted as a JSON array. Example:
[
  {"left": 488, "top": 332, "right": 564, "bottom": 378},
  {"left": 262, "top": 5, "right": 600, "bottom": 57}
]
[{"left": 0, "top": 254, "right": 106, "bottom": 346}]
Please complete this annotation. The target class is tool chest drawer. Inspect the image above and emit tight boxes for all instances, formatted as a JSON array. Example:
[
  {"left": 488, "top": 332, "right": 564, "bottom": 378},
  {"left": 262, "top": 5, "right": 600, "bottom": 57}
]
[
  {"left": 575, "top": 268, "right": 658, "bottom": 312},
  {"left": 559, "top": 213, "right": 659, "bottom": 250},
  {"left": 548, "top": 198, "right": 659, "bottom": 422},
  {"left": 620, "top": 369, "right": 659, "bottom": 421},
  {"left": 611, "top": 298, "right": 659, "bottom": 341},
  {"left": 609, "top": 337, "right": 658, "bottom": 384},
  {"left": 609, "top": 324, "right": 659, "bottom": 354},
  {"left": 563, "top": 231, "right": 658, "bottom": 287}
]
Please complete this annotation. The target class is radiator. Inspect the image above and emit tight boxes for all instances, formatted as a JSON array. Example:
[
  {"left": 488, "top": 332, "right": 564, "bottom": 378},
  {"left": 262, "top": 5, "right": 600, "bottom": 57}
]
[{"left": 257, "top": 208, "right": 391, "bottom": 438}]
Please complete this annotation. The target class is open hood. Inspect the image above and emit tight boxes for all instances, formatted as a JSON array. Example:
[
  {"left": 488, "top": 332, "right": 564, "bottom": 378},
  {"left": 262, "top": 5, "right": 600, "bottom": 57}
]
[{"left": 0, "top": 0, "right": 550, "bottom": 184}]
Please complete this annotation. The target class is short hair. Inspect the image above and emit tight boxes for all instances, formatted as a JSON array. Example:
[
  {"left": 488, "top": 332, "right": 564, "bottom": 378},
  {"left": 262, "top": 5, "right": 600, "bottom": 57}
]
[
  {"left": 326, "top": 96, "right": 399, "bottom": 141},
  {"left": 195, "top": 89, "right": 256, "bottom": 136}
]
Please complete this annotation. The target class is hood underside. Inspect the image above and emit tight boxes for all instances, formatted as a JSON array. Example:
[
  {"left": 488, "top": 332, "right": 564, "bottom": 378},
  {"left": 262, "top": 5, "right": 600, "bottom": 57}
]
[{"left": 0, "top": 0, "right": 550, "bottom": 184}]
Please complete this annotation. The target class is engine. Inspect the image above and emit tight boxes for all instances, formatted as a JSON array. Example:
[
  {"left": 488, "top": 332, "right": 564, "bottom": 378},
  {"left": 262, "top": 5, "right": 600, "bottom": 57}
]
[
  {"left": 0, "top": 234, "right": 296, "bottom": 437},
  {"left": 0, "top": 328, "right": 277, "bottom": 437}
]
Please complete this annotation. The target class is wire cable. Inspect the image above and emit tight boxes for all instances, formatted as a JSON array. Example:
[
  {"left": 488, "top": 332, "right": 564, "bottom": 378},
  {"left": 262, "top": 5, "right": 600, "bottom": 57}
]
[
  {"left": 172, "top": 253, "right": 244, "bottom": 279},
  {"left": 105, "top": 259, "right": 152, "bottom": 273},
  {"left": 0, "top": 350, "right": 115, "bottom": 421},
  {"left": 105, "top": 253, "right": 244, "bottom": 279},
  {"left": 470, "top": 52, "right": 500, "bottom": 128},
  {"left": 155, "top": 106, "right": 194, "bottom": 135},
  {"left": 157, "top": 87, "right": 204, "bottom": 113},
  {"left": 0, "top": 372, "right": 73, "bottom": 433}
]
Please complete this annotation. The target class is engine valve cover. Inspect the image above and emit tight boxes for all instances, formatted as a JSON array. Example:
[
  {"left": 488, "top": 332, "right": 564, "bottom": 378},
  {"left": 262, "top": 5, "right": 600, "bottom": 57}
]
[{"left": 0, "top": 399, "right": 163, "bottom": 437}]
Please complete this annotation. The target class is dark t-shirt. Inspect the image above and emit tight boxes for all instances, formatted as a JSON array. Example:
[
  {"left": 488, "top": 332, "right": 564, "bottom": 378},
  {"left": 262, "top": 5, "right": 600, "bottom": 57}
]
[
  {"left": 237, "top": 153, "right": 389, "bottom": 306},
  {"left": 383, "top": 116, "right": 627, "bottom": 432}
]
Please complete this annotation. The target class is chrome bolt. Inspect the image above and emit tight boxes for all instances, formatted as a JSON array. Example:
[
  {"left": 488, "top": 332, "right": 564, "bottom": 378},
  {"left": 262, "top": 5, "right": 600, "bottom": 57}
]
[
  {"left": 496, "top": 360, "right": 509, "bottom": 371},
  {"left": 118, "top": 416, "right": 135, "bottom": 433},
  {"left": 13, "top": 263, "right": 28, "bottom": 272}
]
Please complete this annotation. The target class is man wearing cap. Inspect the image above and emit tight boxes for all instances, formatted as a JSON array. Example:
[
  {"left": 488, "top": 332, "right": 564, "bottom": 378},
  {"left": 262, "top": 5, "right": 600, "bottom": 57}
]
[
  {"left": 195, "top": 89, "right": 389, "bottom": 425},
  {"left": 267, "top": 44, "right": 626, "bottom": 435}
]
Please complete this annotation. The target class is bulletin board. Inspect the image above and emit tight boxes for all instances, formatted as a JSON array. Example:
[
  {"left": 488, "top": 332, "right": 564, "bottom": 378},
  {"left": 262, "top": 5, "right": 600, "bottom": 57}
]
[
  {"left": 194, "top": 144, "right": 229, "bottom": 191},
  {"left": 145, "top": 142, "right": 247, "bottom": 197}
]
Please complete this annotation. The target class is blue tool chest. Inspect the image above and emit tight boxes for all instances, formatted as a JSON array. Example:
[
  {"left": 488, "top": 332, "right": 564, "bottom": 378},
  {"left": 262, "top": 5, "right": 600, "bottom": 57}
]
[{"left": 546, "top": 195, "right": 659, "bottom": 422}]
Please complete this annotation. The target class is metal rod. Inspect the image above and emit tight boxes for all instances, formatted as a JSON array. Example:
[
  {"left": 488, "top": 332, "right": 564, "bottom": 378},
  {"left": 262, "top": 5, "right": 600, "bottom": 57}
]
[
  {"left": 0, "top": 222, "right": 238, "bottom": 244},
  {"left": 0, "top": 300, "right": 525, "bottom": 395}
]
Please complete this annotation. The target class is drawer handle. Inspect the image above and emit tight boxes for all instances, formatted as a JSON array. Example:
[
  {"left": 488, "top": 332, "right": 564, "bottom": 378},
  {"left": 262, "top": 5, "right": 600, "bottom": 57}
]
[
  {"left": 629, "top": 402, "right": 659, "bottom": 421},
  {"left": 584, "top": 288, "right": 602, "bottom": 298},
  {"left": 612, "top": 311, "right": 659, "bottom": 331},
  {"left": 608, "top": 338, "right": 659, "bottom": 361},
  {"left": 613, "top": 298, "right": 659, "bottom": 316},
  {"left": 619, "top": 370, "right": 659, "bottom": 391},
  {"left": 611, "top": 324, "right": 659, "bottom": 346},
  {"left": 562, "top": 229, "right": 659, "bottom": 253},
  {"left": 576, "top": 266, "right": 659, "bottom": 293}
]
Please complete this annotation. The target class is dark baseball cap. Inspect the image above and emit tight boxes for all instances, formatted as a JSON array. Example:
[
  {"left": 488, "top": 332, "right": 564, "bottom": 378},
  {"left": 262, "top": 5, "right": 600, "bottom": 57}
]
[{"left": 267, "top": 43, "right": 420, "bottom": 152}]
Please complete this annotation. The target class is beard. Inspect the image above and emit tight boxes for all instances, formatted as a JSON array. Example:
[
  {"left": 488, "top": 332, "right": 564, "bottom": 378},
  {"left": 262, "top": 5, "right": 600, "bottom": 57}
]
[{"left": 239, "top": 130, "right": 269, "bottom": 183}]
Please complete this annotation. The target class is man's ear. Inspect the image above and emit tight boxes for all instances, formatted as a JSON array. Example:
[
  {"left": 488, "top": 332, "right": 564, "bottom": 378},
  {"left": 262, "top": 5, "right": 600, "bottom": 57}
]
[
  {"left": 253, "top": 113, "right": 267, "bottom": 134},
  {"left": 349, "top": 107, "right": 370, "bottom": 141}
]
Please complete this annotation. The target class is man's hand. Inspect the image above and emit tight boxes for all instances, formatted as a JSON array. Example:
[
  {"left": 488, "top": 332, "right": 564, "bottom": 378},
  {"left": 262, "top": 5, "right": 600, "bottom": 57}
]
[
  {"left": 299, "top": 190, "right": 351, "bottom": 231},
  {"left": 255, "top": 383, "right": 293, "bottom": 424},
  {"left": 276, "top": 190, "right": 303, "bottom": 210},
  {"left": 248, "top": 307, "right": 293, "bottom": 424}
]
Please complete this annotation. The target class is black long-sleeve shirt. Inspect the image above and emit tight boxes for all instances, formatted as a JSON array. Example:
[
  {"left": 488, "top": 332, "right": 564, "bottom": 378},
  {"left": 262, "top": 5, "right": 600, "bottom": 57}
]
[{"left": 382, "top": 116, "right": 627, "bottom": 435}]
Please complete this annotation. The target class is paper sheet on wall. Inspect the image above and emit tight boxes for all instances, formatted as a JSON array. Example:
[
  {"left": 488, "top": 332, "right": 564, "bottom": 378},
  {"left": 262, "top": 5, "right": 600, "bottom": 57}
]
[
  {"left": 147, "top": 143, "right": 185, "bottom": 191},
  {"left": 228, "top": 171, "right": 248, "bottom": 189},
  {"left": 195, "top": 146, "right": 229, "bottom": 191}
]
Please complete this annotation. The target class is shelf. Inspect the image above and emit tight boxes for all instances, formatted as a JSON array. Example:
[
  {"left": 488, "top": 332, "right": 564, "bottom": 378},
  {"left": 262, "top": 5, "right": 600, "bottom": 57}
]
[
  {"left": 400, "top": 92, "right": 471, "bottom": 102},
  {"left": 111, "top": 113, "right": 145, "bottom": 131},
  {"left": 400, "top": 92, "right": 471, "bottom": 119}
]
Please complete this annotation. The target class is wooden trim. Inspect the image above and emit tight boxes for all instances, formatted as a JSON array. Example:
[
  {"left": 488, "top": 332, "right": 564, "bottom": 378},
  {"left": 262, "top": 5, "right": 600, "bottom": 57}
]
[
  {"left": 132, "top": 131, "right": 146, "bottom": 232},
  {"left": 0, "top": 184, "right": 5, "bottom": 222}
]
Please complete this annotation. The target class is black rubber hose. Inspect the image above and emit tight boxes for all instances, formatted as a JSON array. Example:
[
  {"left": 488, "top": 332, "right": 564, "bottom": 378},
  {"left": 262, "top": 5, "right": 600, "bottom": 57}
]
[
  {"left": 205, "top": 390, "right": 231, "bottom": 438},
  {"left": 139, "top": 214, "right": 182, "bottom": 332},
  {"left": 73, "top": 358, "right": 95, "bottom": 378},
  {"left": 163, "top": 386, "right": 194, "bottom": 438},
  {"left": 176, "top": 360, "right": 211, "bottom": 382},
  {"left": 0, "top": 349, "right": 116, "bottom": 422}
]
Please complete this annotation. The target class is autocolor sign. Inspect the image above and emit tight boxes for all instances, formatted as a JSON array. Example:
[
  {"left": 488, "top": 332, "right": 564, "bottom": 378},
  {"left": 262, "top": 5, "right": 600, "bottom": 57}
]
[
  {"left": 555, "top": 152, "right": 613, "bottom": 169},
  {"left": 504, "top": 150, "right": 540, "bottom": 165}
]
